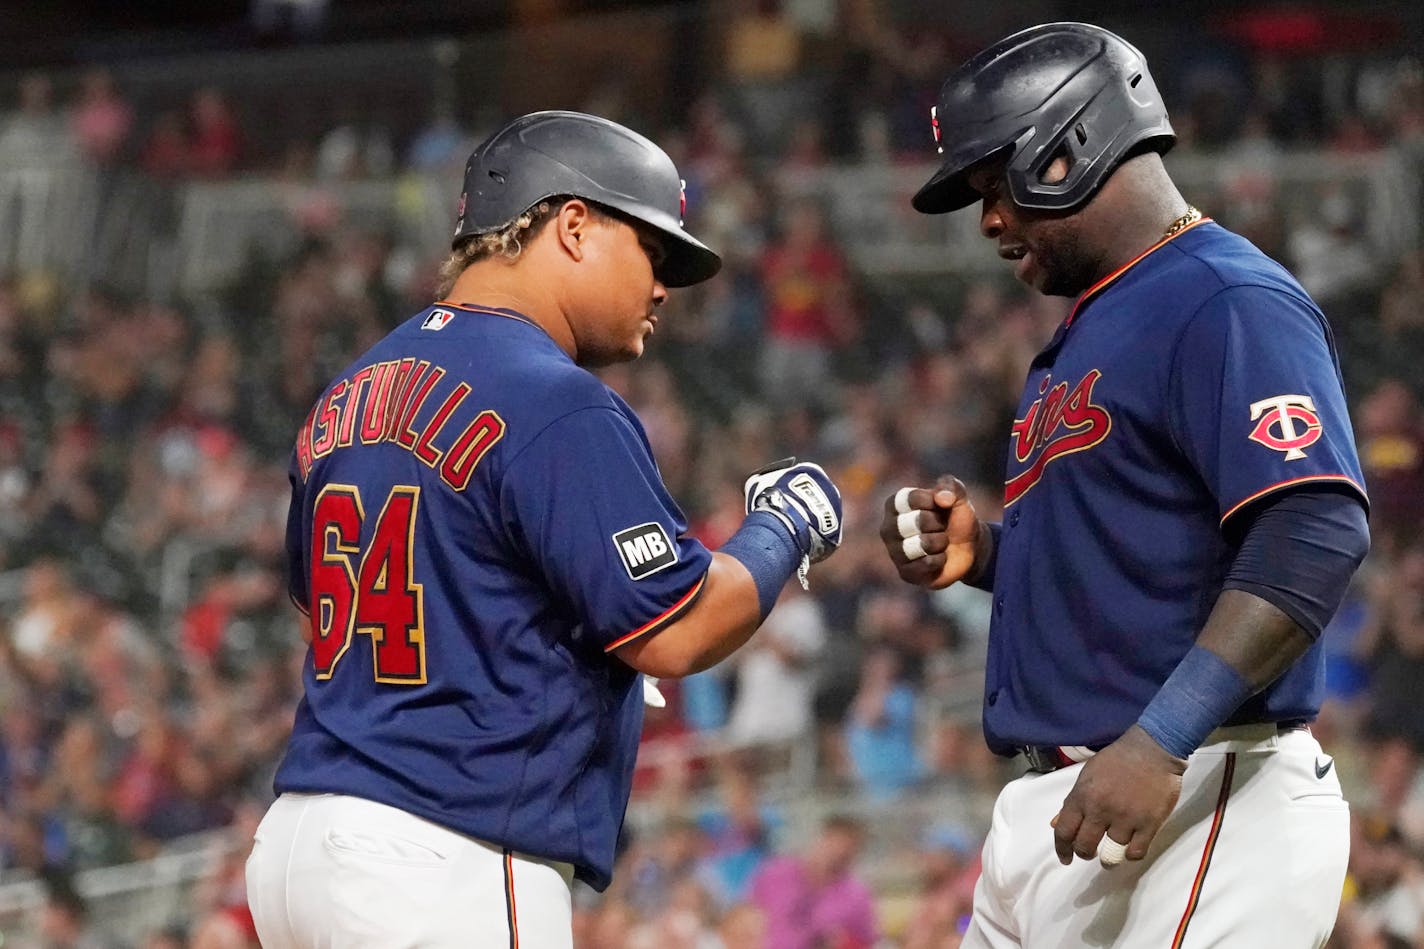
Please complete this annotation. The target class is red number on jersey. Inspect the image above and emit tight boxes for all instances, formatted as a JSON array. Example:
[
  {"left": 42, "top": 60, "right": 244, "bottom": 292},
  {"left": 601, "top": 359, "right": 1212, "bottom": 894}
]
[
  {"left": 310, "top": 486, "right": 362, "bottom": 677},
  {"left": 309, "top": 484, "right": 427, "bottom": 684}
]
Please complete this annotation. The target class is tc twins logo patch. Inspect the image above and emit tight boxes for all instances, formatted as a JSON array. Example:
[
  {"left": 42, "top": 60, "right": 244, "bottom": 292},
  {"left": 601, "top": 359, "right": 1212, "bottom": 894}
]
[
  {"left": 613, "top": 523, "right": 678, "bottom": 580},
  {"left": 1249, "top": 394, "right": 1322, "bottom": 461},
  {"left": 1005, "top": 369, "right": 1112, "bottom": 505}
]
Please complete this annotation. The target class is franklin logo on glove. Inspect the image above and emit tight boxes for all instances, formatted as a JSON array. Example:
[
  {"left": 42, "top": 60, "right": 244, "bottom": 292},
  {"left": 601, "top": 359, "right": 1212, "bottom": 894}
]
[{"left": 788, "top": 474, "right": 840, "bottom": 535}]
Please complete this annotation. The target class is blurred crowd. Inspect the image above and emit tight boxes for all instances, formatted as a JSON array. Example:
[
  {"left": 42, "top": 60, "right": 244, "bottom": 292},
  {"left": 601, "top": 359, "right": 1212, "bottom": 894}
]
[{"left": 2, "top": 3, "right": 1424, "bottom": 947}]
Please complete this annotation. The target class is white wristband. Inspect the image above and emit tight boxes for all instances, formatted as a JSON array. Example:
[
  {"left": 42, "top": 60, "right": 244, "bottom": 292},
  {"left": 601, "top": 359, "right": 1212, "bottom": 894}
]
[
  {"left": 893, "top": 487, "right": 913, "bottom": 515},
  {"left": 902, "top": 535, "right": 927, "bottom": 561}
]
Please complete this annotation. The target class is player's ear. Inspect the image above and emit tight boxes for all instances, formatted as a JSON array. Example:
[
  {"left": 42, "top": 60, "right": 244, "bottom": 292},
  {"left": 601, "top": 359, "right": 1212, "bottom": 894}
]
[
  {"left": 554, "top": 199, "right": 592, "bottom": 263},
  {"left": 1040, "top": 148, "right": 1071, "bottom": 185}
]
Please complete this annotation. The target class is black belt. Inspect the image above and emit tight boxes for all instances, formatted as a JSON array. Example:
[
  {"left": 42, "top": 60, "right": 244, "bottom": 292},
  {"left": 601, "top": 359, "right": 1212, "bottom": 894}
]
[
  {"left": 1018, "top": 721, "right": 1311, "bottom": 774},
  {"left": 1020, "top": 745, "right": 1085, "bottom": 773}
]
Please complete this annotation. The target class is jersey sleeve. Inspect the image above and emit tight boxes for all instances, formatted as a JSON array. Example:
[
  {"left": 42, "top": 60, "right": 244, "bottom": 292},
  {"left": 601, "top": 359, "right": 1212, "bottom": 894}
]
[
  {"left": 499, "top": 406, "right": 713, "bottom": 652},
  {"left": 1167, "top": 285, "right": 1367, "bottom": 524}
]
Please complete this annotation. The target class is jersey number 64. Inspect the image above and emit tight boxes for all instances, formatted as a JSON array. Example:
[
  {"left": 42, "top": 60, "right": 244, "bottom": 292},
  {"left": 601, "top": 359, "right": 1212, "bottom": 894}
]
[{"left": 309, "top": 483, "right": 427, "bottom": 685}]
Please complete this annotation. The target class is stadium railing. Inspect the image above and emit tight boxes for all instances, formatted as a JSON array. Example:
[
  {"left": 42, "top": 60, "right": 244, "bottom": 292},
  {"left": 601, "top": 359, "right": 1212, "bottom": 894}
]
[
  {"left": 0, "top": 829, "right": 236, "bottom": 942},
  {"left": 0, "top": 149, "right": 1411, "bottom": 304}
]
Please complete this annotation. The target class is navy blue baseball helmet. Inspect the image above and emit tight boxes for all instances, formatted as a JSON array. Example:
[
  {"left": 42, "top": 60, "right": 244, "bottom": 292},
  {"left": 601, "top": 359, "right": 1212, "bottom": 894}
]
[
  {"left": 913, "top": 23, "right": 1176, "bottom": 215},
  {"left": 453, "top": 111, "right": 722, "bottom": 287}
]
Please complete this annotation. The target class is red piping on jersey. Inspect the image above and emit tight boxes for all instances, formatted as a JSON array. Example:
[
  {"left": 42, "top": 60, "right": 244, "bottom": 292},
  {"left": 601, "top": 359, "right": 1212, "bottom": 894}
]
[
  {"left": 1064, "top": 217, "right": 1212, "bottom": 328},
  {"left": 435, "top": 300, "right": 540, "bottom": 329},
  {"left": 503, "top": 850, "right": 519, "bottom": 949},
  {"left": 1221, "top": 474, "right": 1368, "bottom": 525},
  {"left": 1171, "top": 752, "right": 1236, "bottom": 949},
  {"left": 604, "top": 575, "right": 708, "bottom": 653}
]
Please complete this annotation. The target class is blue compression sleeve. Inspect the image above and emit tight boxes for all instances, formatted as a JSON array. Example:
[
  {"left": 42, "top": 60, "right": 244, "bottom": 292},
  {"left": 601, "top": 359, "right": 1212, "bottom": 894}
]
[
  {"left": 1137, "top": 645, "right": 1254, "bottom": 759},
  {"left": 1223, "top": 488, "right": 1370, "bottom": 639},
  {"left": 720, "top": 511, "right": 802, "bottom": 620},
  {"left": 965, "top": 521, "right": 1002, "bottom": 592}
]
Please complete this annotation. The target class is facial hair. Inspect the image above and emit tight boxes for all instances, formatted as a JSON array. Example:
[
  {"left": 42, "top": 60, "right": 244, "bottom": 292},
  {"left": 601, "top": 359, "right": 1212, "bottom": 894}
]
[{"left": 1032, "top": 223, "right": 1105, "bottom": 298}]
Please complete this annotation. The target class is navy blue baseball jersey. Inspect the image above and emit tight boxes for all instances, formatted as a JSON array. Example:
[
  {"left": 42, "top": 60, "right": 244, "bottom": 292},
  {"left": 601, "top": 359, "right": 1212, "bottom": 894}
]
[
  {"left": 983, "top": 220, "right": 1367, "bottom": 755},
  {"left": 273, "top": 302, "right": 711, "bottom": 890}
]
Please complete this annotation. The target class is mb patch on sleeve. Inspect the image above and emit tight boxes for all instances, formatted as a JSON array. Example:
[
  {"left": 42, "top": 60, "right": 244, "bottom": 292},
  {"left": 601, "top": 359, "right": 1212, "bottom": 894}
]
[{"left": 613, "top": 522, "right": 678, "bottom": 580}]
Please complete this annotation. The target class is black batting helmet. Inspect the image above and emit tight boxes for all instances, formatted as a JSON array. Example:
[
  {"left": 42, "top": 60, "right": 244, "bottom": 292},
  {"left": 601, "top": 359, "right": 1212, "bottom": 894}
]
[
  {"left": 453, "top": 110, "right": 722, "bottom": 288},
  {"left": 913, "top": 22, "right": 1175, "bottom": 215}
]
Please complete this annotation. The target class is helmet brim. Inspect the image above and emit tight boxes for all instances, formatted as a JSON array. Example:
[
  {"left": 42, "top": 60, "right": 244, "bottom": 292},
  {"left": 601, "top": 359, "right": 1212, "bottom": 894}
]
[
  {"left": 605, "top": 201, "right": 722, "bottom": 288},
  {"left": 912, "top": 139, "right": 1018, "bottom": 215},
  {"left": 911, "top": 162, "right": 981, "bottom": 215},
  {"left": 656, "top": 224, "right": 722, "bottom": 288}
]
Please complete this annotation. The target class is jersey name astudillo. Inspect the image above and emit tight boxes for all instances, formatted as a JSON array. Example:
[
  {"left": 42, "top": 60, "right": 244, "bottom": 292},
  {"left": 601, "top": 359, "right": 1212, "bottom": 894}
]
[
  {"left": 276, "top": 303, "right": 711, "bottom": 890},
  {"left": 985, "top": 221, "right": 1367, "bottom": 754}
]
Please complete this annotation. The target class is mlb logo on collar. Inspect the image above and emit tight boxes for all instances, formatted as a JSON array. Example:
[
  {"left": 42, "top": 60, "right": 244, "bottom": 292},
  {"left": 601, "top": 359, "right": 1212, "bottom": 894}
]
[
  {"left": 422, "top": 309, "right": 455, "bottom": 331},
  {"left": 613, "top": 523, "right": 678, "bottom": 579}
]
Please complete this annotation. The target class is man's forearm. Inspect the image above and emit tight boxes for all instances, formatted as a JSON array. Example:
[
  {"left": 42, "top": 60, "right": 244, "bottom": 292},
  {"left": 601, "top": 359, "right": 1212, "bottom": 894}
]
[
  {"left": 1133, "top": 588, "right": 1304, "bottom": 760},
  {"left": 1195, "top": 588, "right": 1313, "bottom": 691}
]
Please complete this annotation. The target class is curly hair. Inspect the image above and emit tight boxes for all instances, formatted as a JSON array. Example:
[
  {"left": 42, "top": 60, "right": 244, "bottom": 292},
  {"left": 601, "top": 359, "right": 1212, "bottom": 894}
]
[{"left": 435, "top": 197, "right": 614, "bottom": 299}]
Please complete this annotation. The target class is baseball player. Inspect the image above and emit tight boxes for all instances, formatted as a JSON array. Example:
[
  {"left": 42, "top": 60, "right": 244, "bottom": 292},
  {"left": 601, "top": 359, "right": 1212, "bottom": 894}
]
[
  {"left": 245, "top": 111, "right": 843, "bottom": 949},
  {"left": 881, "top": 24, "right": 1370, "bottom": 948}
]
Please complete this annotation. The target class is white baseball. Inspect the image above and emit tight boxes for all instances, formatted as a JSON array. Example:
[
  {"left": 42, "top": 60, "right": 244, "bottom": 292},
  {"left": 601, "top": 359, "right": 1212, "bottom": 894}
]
[
  {"left": 1098, "top": 837, "right": 1128, "bottom": 868},
  {"left": 894, "top": 487, "right": 914, "bottom": 515},
  {"left": 902, "top": 535, "right": 927, "bottom": 561}
]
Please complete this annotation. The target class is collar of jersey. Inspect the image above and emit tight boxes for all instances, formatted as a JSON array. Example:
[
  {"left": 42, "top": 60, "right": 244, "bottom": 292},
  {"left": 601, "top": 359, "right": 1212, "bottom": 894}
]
[
  {"left": 1063, "top": 216, "right": 1213, "bottom": 327},
  {"left": 436, "top": 300, "right": 541, "bottom": 329}
]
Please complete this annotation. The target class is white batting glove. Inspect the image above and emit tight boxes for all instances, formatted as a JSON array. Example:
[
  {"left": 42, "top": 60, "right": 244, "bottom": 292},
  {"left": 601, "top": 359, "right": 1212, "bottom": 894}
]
[{"left": 743, "top": 457, "right": 844, "bottom": 565}]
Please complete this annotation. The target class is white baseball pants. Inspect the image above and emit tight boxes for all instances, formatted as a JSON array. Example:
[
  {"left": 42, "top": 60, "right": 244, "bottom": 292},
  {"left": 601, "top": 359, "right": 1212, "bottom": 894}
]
[
  {"left": 246, "top": 793, "right": 575, "bottom": 949},
  {"left": 963, "top": 725, "right": 1349, "bottom": 948}
]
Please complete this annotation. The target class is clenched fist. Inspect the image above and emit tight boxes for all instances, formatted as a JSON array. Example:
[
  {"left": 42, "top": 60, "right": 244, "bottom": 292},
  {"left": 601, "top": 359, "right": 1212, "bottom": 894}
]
[{"left": 880, "top": 478, "right": 989, "bottom": 589}]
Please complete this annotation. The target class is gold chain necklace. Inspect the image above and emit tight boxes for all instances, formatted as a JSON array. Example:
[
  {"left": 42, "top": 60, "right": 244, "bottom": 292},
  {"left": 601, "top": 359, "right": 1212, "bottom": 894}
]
[{"left": 1164, "top": 205, "right": 1201, "bottom": 238}]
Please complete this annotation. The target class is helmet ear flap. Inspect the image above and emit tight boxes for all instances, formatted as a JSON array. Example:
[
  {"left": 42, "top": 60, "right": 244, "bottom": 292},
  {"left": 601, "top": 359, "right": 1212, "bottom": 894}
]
[
  {"left": 1004, "top": 126, "right": 1087, "bottom": 211},
  {"left": 1027, "top": 132, "right": 1092, "bottom": 197},
  {"left": 1005, "top": 78, "right": 1142, "bottom": 211}
]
